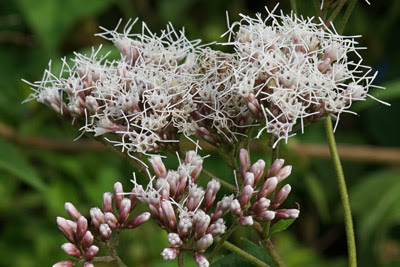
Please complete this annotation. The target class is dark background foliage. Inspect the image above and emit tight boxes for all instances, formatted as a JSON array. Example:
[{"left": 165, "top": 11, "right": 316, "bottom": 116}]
[{"left": 0, "top": 0, "right": 399, "bottom": 266}]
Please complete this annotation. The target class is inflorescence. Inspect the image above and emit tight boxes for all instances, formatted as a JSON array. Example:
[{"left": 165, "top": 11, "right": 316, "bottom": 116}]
[{"left": 25, "top": 7, "right": 385, "bottom": 154}]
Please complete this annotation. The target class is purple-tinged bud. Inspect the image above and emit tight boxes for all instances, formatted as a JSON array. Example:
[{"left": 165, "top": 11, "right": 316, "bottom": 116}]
[
  {"left": 175, "top": 171, "right": 188, "bottom": 201},
  {"left": 161, "top": 200, "right": 177, "bottom": 231},
  {"left": 194, "top": 252, "right": 209, "bottom": 267},
  {"left": 243, "top": 172, "right": 255, "bottom": 188},
  {"left": 239, "top": 216, "right": 254, "bottom": 226},
  {"left": 89, "top": 207, "right": 106, "bottom": 231},
  {"left": 194, "top": 234, "right": 213, "bottom": 252},
  {"left": 239, "top": 185, "right": 254, "bottom": 209},
  {"left": 82, "top": 262, "right": 94, "bottom": 267},
  {"left": 129, "top": 185, "right": 143, "bottom": 211},
  {"left": 186, "top": 185, "right": 205, "bottom": 211},
  {"left": 256, "top": 177, "right": 278, "bottom": 201},
  {"left": 64, "top": 202, "right": 82, "bottom": 222},
  {"left": 52, "top": 259, "right": 76, "bottom": 267},
  {"left": 105, "top": 212, "right": 119, "bottom": 229},
  {"left": 168, "top": 233, "right": 183, "bottom": 247},
  {"left": 266, "top": 159, "right": 285, "bottom": 178},
  {"left": 161, "top": 247, "right": 179, "bottom": 260},
  {"left": 126, "top": 212, "right": 151, "bottom": 229},
  {"left": 149, "top": 156, "right": 168, "bottom": 178},
  {"left": 254, "top": 210, "right": 276, "bottom": 222},
  {"left": 186, "top": 152, "right": 203, "bottom": 183},
  {"left": 118, "top": 198, "right": 131, "bottom": 224},
  {"left": 156, "top": 178, "right": 170, "bottom": 200},
  {"left": 250, "top": 159, "right": 265, "bottom": 186},
  {"left": 178, "top": 212, "right": 193, "bottom": 240},
  {"left": 61, "top": 243, "right": 81, "bottom": 258},
  {"left": 84, "top": 245, "right": 99, "bottom": 261},
  {"left": 249, "top": 197, "right": 271, "bottom": 214},
  {"left": 99, "top": 223, "right": 112, "bottom": 242},
  {"left": 206, "top": 218, "right": 226, "bottom": 237},
  {"left": 230, "top": 199, "right": 242, "bottom": 217},
  {"left": 113, "top": 182, "right": 124, "bottom": 210},
  {"left": 81, "top": 231, "right": 94, "bottom": 251},
  {"left": 193, "top": 210, "right": 211, "bottom": 240},
  {"left": 276, "top": 166, "right": 292, "bottom": 183},
  {"left": 197, "top": 127, "right": 219, "bottom": 145},
  {"left": 275, "top": 209, "right": 300, "bottom": 219},
  {"left": 76, "top": 216, "right": 88, "bottom": 241},
  {"left": 166, "top": 171, "right": 178, "bottom": 198},
  {"left": 239, "top": 149, "right": 251, "bottom": 177},
  {"left": 57, "top": 217, "right": 76, "bottom": 243},
  {"left": 102, "top": 192, "right": 113, "bottom": 213},
  {"left": 210, "top": 195, "right": 234, "bottom": 221},
  {"left": 271, "top": 185, "right": 291, "bottom": 209},
  {"left": 203, "top": 179, "right": 221, "bottom": 212}
]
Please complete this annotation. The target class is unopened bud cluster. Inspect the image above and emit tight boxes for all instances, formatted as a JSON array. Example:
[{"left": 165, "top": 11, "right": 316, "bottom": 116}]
[
  {"left": 26, "top": 8, "right": 383, "bottom": 155},
  {"left": 232, "top": 149, "right": 299, "bottom": 227},
  {"left": 53, "top": 183, "right": 150, "bottom": 267},
  {"left": 138, "top": 151, "right": 231, "bottom": 267}
]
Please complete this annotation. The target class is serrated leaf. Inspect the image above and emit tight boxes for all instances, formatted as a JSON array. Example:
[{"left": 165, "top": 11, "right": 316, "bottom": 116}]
[
  {"left": 0, "top": 138, "right": 46, "bottom": 192},
  {"left": 269, "top": 219, "right": 296, "bottom": 236}
]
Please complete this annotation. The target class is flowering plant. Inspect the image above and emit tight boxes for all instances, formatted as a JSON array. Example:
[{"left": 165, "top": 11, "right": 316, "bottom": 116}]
[{"left": 23, "top": 2, "right": 387, "bottom": 267}]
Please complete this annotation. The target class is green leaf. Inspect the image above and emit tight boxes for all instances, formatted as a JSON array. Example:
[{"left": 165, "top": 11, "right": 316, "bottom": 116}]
[
  {"left": 269, "top": 219, "right": 296, "bottom": 236},
  {"left": 0, "top": 138, "right": 46, "bottom": 192},
  {"left": 16, "top": 0, "right": 112, "bottom": 52},
  {"left": 242, "top": 237, "right": 276, "bottom": 266}
]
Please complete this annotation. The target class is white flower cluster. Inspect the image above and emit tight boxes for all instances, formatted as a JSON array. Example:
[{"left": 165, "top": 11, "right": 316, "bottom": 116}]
[
  {"left": 222, "top": 7, "right": 385, "bottom": 144},
  {"left": 26, "top": 8, "right": 385, "bottom": 153}
]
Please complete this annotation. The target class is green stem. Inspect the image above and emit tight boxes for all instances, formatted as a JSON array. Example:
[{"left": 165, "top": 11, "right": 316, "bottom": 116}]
[
  {"left": 202, "top": 168, "right": 237, "bottom": 192},
  {"left": 261, "top": 240, "right": 286, "bottom": 267},
  {"left": 217, "top": 239, "right": 270, "bottom": 267},
  {"left": 178, "top": 251, "right": 185, "bottom": 267},
  {"left": 324, "top": 117, "right": 357, "bottom": 267},
  {"left": 327, "top": 0, "right": 348, "bottom": 24},
  {"left": 338, "top": 0, "right": 358, "bottom": 34},
  {"left": 290, "top": 0, "right": 298, "bottom": 15},
  {"left": 208, "top": 219, "right": 239, "bottom": 263}
]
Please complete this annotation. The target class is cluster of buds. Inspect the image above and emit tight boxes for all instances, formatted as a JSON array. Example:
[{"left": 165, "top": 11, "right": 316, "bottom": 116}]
[
  {"left": 230, "top": 149, "right": 299, "bottom": 227},
  {"left": 53, "top": 182, "right": 150, "bottom": 267},
  {"left": 26, "top": 8, "right": 385, "bottom": 155},
  {"left": 137, "top": 151, "right": 232, "bottom": 267},
  {"left": 223, "top": 7, "right": 386, "bottom": 145}
]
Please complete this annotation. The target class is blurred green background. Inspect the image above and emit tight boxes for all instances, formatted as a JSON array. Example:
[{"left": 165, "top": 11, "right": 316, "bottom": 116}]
[{"left": 1, "top": 0, "right": 400, "bottom": 266}]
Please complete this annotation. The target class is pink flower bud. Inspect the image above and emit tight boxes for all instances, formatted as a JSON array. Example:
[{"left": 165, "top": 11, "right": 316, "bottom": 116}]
[
  {"left": 256, "top": 177, "right": 278, "bottom": 201},
  {"left": 210, "top": 195, "right": 234, "bottom": 221},
  {"left": 99, "top": 223, "right": 112, "bottom": 242},
  {"left": 57, "top": 217, "right": 76, "bottom": 243},
  {"left": 250, "top": 159, "right": 265, "bottom": 186},
  {"left": 275, "top": 209, "right": 300, "bottom": 219},
  {"left": 239, "top": 216, "right": 254, "bottom": 226},
  {"left": 64, "top": 202, "right": 82, "bottom": 222},
  {"left": 276, "top": 165, "right": 292, "bottom": 183},
  {"left": 161, "top": 247, "right": 179, "bottom": 260},
  {"left": 186, "top": 185, "right": 205, "bottom": 211},
  {"left": 129, "top": 185, "right": 143, "bottom": 211},
  {"left": 118, "top": 198, "right": 131, "bottom": 224},
  {"left": 126, "top": 212, "right": 151, "bottom": 229},
  {"left": 149, "top": 156, "right": 167, "bottom": 178},
  {"left": 89, "top": 207, "right": 105, "bottom": 231},
  {"left": 266, "top": 159, "right": 285, "bottom": 178},
  {"left": 52, "top": 259, "right": 76, "bottom": 267},
  {"left": 206, "top": 218, "right": 226, "bottom": 237},
  {"left": 254, "top": 210, "right": 276, "bottom": 222},
  {"left": 197, "top": 127, "right": 219, "bottom": 145},
  {"left": 203, "top": 179, "right": 221, "bottom": 212},
  {"left": 102, "top": 192, "right": 113, "bottom": 213},
  {"left": 61, "top": 243, "right": 81, "bottom": 258},
  {"left": 84, "top": 245, "right": 99, "bottom": 261},
  {"left": 194, "top": 252, "right": 209, "bottom": 267},
  {"left": 249, "top": 197, "right": 271, "bottom": 214},
  {"left": 178, "top": 213, "right": 193, "bottom": 240},
  {"left": 194, "top": 234, "right": 213, "bottom": 252},
  {"left": 156, "top": 178, "right": 170, "bottom": 200},
  {"left": 243, "top": 172, "right": 255, "bottom": 188},
  {"left": 161, "top": 200, "right": 177, "bottom": 231},
  {"left": 168, "top": 233, "right": 183, "bottom": 247},
  {"left": 230, "top": 199, "right": 242, "bottom": 217},
  {"left": 81, "top": 231, "right": 94, "bottom": 251},
  {"left": 239, "top": 149, "right": 251, "bottom": 176},
  {"left": 76, "top": 216, "right": 88, "bottom": 241},
  {"left": 272, "top": 184, "right": 291, "bottom": 209},
  {"left": 239, "top": 185, "right": 254, "bottom": 209},
  {"left": 193, "top": 210, "right": 210, "bottom": 240},
  {"left": 105, "top": 212, "right": 119, "bottom": 229},
  {"left": 82, "top": 262, "right": 94, "bottom": 267},
  {"left": 113, "top": 182, "right": 124, "bottom": 210}
]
